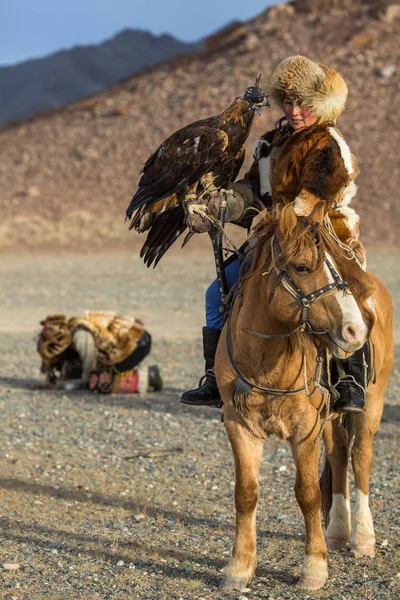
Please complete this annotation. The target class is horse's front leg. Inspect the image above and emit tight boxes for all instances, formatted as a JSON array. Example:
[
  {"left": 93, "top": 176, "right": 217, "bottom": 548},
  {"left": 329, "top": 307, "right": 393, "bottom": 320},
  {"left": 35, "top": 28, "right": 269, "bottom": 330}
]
[
  {"left": 350, "top": 389, "right": 383, "bottom": 558},
  {"left": 292, "top": 413, "right": 328, "bottom": 590},
  {"left": 220, "top": 411, "right": 264, "bottom": 591}
]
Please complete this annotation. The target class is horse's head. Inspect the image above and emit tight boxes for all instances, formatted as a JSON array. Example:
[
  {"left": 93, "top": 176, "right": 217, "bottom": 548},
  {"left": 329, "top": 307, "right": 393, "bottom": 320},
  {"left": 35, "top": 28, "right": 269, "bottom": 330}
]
[{"left": 258, "top": 203, "right": 376, "bottom": 358}]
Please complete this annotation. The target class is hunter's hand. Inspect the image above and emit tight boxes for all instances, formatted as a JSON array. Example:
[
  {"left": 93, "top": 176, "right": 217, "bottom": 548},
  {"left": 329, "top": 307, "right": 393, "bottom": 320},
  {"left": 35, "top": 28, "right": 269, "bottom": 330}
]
[{"left": 185, "top": 184, "right": 250, "bottom": 233}]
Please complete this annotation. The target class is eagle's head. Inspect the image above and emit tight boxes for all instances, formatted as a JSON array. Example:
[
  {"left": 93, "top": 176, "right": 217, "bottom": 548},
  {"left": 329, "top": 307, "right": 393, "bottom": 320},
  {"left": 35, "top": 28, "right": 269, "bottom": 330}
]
[
  {"left": 242, "top": 85, "right": 270, "bottom": 109},
  {"left": 241, "top": 74, "right": 270, "bottom": 110}
]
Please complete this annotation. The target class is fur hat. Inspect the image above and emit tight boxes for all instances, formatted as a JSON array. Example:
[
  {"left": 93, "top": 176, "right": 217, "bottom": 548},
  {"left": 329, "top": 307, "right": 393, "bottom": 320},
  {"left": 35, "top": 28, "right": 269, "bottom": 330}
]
[{"left": 270, "top": 55, "right": 348, "bottom": 122}]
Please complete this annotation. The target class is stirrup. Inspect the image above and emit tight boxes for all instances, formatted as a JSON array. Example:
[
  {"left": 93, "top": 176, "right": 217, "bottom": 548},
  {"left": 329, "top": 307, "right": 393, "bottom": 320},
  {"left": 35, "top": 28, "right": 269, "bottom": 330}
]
[
  {"left": 332, "top": 375, "right": 366, "bottom": 414},
  {"left": 179, "top": 369, "right": 222, "bottom": 408}
]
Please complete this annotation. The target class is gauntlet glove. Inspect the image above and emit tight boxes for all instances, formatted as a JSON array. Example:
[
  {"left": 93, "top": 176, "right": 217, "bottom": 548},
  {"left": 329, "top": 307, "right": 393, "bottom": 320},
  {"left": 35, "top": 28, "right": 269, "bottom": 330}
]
[{"left": 185, "top": 182, "right": 254, "bottom": 233}]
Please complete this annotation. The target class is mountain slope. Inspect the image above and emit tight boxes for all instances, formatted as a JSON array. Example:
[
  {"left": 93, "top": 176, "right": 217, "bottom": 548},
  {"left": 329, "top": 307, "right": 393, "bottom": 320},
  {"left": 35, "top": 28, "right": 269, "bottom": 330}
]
[
  {"left": 0, "top": 29, "right": 199, "bottom": 126},
  {"left": 0, "top": 0, "right": 398, "bottom": 250}
]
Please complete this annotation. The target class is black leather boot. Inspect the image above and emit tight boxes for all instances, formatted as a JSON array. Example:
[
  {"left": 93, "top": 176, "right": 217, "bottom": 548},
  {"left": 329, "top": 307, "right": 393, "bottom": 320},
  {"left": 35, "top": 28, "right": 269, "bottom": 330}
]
[
  {"left": 332, "top": 344, "right": 370, "bottom": 414},
  {"left": 180, "top": 327, "right": 222, "bottom": 407}
]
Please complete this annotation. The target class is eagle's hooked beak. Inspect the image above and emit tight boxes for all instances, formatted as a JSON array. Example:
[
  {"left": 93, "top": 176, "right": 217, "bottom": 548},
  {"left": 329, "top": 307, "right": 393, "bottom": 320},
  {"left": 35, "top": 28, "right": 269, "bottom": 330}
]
[{"left": 251, "top": 97, "right": 270, "bottom": 114}]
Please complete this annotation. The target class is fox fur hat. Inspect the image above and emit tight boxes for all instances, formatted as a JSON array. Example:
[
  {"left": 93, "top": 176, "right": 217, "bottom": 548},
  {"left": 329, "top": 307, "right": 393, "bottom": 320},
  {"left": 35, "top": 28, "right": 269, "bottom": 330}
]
[{"left": 270, "top": 55, "right": 348, "bottom": 122}]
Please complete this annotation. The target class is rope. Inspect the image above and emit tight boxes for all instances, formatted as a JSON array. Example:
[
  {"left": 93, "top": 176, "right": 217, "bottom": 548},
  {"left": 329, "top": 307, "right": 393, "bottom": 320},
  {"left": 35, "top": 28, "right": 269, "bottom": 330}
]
[
  {"left": 323, "top": 213, "right": 364, "bottom": 269},
  {"left": 226, "top": 308, "right": 316, "bottom": 396},
  {"left": 206, "top": 213, "right": 242, "bottom": 258},
  {"left": 313, "top": 347, "right": 333, "bottom": 444}
]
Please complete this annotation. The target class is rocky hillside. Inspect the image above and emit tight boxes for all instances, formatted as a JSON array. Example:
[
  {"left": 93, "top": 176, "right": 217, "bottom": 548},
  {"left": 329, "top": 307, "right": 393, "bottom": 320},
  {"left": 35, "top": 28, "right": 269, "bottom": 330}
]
[
  {"left": 0, "top": 29, "right": 199, "bottom": 126},
  {"left": 0, "top": 0, "right": 398, "bottom": 250}
]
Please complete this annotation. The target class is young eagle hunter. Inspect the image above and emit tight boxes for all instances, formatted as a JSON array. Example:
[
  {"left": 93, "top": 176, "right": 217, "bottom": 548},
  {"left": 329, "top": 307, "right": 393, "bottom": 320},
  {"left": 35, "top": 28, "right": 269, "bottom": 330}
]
[{"left": 126, "top": 81, "right": 270, "bottom": 267}]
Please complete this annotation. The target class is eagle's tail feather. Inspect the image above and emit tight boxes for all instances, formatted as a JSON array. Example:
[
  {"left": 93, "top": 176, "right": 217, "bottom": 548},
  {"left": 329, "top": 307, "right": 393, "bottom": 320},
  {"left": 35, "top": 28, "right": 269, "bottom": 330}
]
[
  {"left": 151, "top": 225, "right": 186, "bottom": 268},
  {"left": 181, "top": 231, "right": 194, "bottom": 249},
  {"left": 126, "top": 190, "right": 158, "bottom": 222},
  {"left": 140, "top": 206, "right": 186, "bottom": 267}
]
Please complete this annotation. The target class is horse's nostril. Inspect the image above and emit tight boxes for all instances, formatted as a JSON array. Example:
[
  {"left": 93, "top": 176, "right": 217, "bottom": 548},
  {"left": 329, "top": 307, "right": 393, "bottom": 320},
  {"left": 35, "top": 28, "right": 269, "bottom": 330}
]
[{"left": 341, "top": 322, "right": 367, "bottom": 348}]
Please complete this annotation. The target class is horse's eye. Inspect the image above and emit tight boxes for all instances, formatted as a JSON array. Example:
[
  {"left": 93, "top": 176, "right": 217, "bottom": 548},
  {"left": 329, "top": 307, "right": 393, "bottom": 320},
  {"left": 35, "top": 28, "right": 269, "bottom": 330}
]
[{"left": 293, "top": 264, "right": 311, "bottom": 273}]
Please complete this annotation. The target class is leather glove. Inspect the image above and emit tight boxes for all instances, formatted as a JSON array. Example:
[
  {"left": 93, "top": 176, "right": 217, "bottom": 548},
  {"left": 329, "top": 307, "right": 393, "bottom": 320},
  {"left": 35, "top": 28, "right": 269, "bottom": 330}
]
[
  {"left": 224, "top": 182, "right": 254, "bottom": 221},
  {"left": 185, "top": 183, "right": 254, "bottom": 233},
  {"left": 185, "top": 194, "right": 220, "bottom": 233}
]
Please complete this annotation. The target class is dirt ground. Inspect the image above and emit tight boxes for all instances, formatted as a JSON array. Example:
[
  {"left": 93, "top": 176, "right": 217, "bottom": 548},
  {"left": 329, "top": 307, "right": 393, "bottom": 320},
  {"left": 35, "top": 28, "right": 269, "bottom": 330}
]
[{"left": 0, "top": 243, "right": 399, "bottom": 600}]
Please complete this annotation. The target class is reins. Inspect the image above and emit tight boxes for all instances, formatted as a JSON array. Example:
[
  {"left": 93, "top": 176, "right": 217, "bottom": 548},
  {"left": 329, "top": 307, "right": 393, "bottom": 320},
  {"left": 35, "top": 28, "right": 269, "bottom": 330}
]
[
  {"left": 226, "top": 231, "right": 351, "bottom": 399},
  {"left": 242, "top": 234, "right": 350, "bottom": 343},
  {"left": 226, "top": 306, "right": 324, "bottom": 396}
]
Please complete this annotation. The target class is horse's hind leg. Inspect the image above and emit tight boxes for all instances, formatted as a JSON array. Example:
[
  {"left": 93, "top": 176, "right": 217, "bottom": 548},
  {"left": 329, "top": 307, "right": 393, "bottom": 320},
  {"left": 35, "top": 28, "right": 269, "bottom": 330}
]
[
  {"left": 323, "top": 419, "right": 351, "bottom": 549},
  {"left": 292, "top": 415, "right": 328, "bottom": 590},
  {"left": 350, "top": 387, "right": 384, "bottom": 558},
  {"left": 220, "top": 415, "right": 263, "bottom": 592}
]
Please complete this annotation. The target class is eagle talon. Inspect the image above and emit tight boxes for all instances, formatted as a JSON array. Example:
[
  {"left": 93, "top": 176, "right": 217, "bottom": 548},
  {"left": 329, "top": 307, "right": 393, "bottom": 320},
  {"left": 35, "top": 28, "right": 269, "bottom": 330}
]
[{"left": 186, "top": 203, "right": 209, "bottom": 219}]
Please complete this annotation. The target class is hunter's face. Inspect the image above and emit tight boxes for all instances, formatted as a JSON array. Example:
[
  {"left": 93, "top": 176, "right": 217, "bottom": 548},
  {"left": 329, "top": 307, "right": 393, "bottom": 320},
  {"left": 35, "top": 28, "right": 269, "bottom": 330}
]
[{"left": 283, "top": 98, "right": 317, "bottom": 129}]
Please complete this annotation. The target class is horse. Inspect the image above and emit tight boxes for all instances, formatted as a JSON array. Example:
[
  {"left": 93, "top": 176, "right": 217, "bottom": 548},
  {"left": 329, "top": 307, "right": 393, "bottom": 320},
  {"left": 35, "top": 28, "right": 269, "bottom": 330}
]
[{"left": 214, "top": 202, "right": 393, "bottom": 592}]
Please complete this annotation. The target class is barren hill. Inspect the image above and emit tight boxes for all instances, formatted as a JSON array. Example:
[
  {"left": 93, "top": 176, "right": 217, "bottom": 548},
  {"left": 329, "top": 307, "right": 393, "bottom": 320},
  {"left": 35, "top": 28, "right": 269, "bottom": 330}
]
[
  {"left": 0, "top": 29, "right": 199, "bottom": 127},
  {"left": 0, "top": 0, "right": 399, "bottom": 251}
]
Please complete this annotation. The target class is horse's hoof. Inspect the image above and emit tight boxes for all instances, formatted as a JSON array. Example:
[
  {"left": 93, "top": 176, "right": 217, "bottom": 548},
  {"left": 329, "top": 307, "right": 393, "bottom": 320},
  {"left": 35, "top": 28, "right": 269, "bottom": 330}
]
[
  {"left": 352, "top": 544, "right": 375, "bottom": 558},
  {"left": 219, "top": 575, "right": 249, "bottom": 591},
  {"left": 325, "top": 537, "right": 349, "bottom": 549},
  {"left": 297, "top": 575, "right": 326, "bottom": 590}
]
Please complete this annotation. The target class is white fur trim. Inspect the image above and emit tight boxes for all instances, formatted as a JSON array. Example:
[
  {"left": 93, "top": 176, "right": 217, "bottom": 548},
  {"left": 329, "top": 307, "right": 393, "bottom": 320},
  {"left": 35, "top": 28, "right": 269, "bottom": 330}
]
[
  {"left": 328, "top": 127, "right": 353, "bottom": 176},
  {"left": 336, "top": 180, "right": 357, "bottom": 207},
  {"left": 258, "top": 155, "right": 272, "bottom": 197},
  {"left": 137, "top": 366, "right": 149, "bottom": 395},
  {"left": 256, "top": 140, "right": 272, "bottom": 197},
  {"left": 254, "top": 139, "right": 271, "bottom": 159},
  {"left": 336, "top": 205, "right": 360, "bottom": 234}
]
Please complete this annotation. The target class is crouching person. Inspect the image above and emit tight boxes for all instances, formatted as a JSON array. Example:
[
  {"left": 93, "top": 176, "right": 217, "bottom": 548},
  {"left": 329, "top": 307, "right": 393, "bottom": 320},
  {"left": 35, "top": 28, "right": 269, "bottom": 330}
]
[{"left": 37, "top": 312, "right": 163, "bottom": 393}]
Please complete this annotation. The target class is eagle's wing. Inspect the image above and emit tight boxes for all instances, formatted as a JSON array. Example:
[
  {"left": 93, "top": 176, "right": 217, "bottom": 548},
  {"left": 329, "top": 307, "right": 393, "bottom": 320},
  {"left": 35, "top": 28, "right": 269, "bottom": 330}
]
[
  {"left": 126, "top": 125, "right": 229, "bottom": 221},
  {"left": 214, "top": 144, "right": 246, "bottom": 187},
  {"left": 133, "top": 144, "right": 247, "bottom": 268},
  {"left": 179, "top": 145, "right": 247, "bottom": 253}
]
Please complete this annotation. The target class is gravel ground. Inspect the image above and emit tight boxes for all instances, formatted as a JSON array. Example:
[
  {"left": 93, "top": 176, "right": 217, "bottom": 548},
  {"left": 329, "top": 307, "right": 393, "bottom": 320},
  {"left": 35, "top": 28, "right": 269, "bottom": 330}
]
[{"left": 0, "top": 245, "right": 399, "bottom": 600}]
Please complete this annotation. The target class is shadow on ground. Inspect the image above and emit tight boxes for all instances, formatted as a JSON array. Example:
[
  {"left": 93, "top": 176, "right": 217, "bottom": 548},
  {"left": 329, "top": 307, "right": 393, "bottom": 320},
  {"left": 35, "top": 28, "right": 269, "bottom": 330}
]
[{"left": 0, "top": 376, "right": 398, "bottom": 421}]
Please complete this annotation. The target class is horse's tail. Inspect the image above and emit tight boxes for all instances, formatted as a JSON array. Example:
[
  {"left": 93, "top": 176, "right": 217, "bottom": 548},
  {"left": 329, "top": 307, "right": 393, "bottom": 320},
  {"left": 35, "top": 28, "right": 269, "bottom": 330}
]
[
  {"left": 319, "top": 454, "right": 332, "bottom": 527},
  {"left": 319, "top": 415, "right": 355, "bottom": 527}
]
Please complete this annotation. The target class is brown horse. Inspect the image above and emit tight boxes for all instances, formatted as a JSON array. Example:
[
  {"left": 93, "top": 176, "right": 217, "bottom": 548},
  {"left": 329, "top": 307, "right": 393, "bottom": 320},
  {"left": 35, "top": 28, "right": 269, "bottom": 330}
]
[{"left": 215, "top": 203, "right": 393, "bottom": 591}]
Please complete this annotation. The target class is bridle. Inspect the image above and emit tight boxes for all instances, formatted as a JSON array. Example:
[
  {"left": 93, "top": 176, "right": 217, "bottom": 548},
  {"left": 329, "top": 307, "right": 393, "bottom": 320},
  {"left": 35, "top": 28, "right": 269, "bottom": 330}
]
[
  {"left": 261, "top": 232, "right": 350, "bottom": 336},
  {"left": 226, "top": 229, "right": 351, "bottom": 397}
]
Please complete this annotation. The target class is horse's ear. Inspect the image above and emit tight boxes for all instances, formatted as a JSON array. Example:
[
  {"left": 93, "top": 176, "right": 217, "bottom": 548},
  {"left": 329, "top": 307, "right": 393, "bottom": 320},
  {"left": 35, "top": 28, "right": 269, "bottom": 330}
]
[
  {"left": 309, "top": 201, "right": 326, "bottom": 224},
  {"left": 279, "top": 203, "right": 298, "bottom": 240}
]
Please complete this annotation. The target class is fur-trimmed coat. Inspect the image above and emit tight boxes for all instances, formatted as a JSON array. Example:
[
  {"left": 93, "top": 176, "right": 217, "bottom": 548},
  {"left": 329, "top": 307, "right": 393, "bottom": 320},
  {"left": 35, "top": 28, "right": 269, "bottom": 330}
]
[
  {"left": 37, "top": 312, "right": 147, "bottom": 374},
  {"left": 240, "top": 121, "right": 364, "bottom": 262}
]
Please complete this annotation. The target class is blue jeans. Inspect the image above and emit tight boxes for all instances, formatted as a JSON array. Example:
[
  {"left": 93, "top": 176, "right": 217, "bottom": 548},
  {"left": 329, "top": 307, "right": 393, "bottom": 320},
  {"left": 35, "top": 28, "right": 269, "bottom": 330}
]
[{"left": 205, "top": 258, "right": 241, "bottom": 329}]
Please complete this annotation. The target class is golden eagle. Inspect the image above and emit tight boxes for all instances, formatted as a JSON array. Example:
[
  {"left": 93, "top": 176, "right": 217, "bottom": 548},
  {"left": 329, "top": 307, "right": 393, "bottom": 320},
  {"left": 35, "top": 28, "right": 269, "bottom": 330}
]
[{"left": 126, "top": 80, "right": 269, "bottom": 267}]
